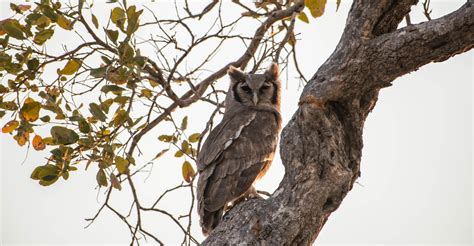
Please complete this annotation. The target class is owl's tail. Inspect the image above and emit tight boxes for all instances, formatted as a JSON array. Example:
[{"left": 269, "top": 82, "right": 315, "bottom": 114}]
[{"left": 200, "top": 207, "right": 224, "bottom": 236}]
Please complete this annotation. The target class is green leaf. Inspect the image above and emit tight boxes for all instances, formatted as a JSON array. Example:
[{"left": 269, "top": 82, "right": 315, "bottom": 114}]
[
  {"left": 118, "top": 42, "right": 134, "bottom": 62},
  {"left": 101, "top": 84, "right": 125, "bottom": 94},
  {"left": 62, "top": 171, "right": 69, "bottom": 180},
  {"left": 91, "top": 14, "right": 99, "bottom": 29},
  {"left": 100, "top": 99, "right": 114, "bottom": 113},
  {"left": 51, "top": 126, "right": 79, "bottom": 145},
  {"left": 181, "top": 140, "right": 189, "bottom": 152},
  {"left": 298, "top": 12, "right": 310, "bottom": 23},
  {"left": 96, "top": 169, "right": 108, "bottom": 187},
  {"left": 90, "top": 66, "right": 107, "bottom": 78},
  {"left": 305, "top": 0, "right": 327, "bottom": 18},
  {"left": 0, "top": 101, "right": 19, "bottom": 110},
  {"left": 31, "top": 15, "right": 51, "bottom": 27},
  {"left": 112, "top": 109, "right": 129, "bottom": 127},
  {"left": 110, "top": 7, "right": 125, "bottom": 28},
  {"left": 89, "top": 103, "right": 107, "bottom": 121},
  {"left": 20, "top": 98, "right": 41, "bottom": 122},
  {"left": 39, "top": 175, "right": 59, "bottom": 186},
  {"left": 126, "top": 6, "right": 143, "bottom": 36},
  {"left": 40, "top": 115, "right": 51, "bottom": 122},
  {"left": 78, "top": 119, "right": 91, "bottom": 133},
  {"left": 58, "top": 59, "right": 81, "bottom": 75},
  {"left": 180, "top": 116, "right": 188, "bottom": 130},
  {"left": 115, "top": 156, "right": 129, "bottom": 174},
  {"left": 27, "top": 58, "right": 39, "bottom": 70},
  {"left": 1, "top": 19, "right": 25, "bottom": 40},
  {"left": 31, "top": 164, "right": 60, "bottom": 186},
  {"left": 188, "top": 133, "right": 200, "bottom": 143},
  {"left": 106, "top": 29, "right": 119, "bottom": 44},
  {"left": 33, "top": 28, "right": 54, "bottom": 45}
]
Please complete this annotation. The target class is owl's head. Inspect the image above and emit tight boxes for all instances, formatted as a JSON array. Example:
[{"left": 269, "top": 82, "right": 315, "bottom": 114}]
[{"left": 227, "top": 63, "right": 281, "bottom": 108}]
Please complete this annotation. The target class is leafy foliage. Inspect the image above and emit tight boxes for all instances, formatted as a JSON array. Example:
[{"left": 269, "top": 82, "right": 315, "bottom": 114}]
[{"left": 0, "top": 0, "right": 333, "bottom": 243}]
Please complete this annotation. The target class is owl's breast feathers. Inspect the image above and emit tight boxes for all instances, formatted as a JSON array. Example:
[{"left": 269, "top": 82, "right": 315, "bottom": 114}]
[{"left": 196, "top": 106, "right": 281, "bottom": 234}]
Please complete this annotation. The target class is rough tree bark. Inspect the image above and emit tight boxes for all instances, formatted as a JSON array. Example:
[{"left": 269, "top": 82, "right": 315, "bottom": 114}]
[{"left": 203, "top": 1, "right": 473, "bottom": 245}]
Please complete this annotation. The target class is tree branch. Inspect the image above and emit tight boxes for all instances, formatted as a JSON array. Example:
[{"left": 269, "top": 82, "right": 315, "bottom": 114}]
[
  {"left": 300, "top": 2, "right": 473, "bottom": 106},
  {"left": 367, "top": 2, "right": 474, "bottom": 83},
  {"left": 344, "top": 0, "right": 418, "bottom": 38},
  {"left": 203, "top": 2, "right": 473, "bottom": 245}
]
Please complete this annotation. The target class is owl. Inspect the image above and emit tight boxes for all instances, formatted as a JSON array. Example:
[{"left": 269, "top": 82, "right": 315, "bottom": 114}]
[{"left": 197, "top": 63, "right": 282, "bottom": 235}]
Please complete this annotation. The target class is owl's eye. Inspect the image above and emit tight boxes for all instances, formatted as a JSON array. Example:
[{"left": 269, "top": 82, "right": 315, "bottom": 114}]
[
  {"left": 240, "top": 85, "right": 251, "bottom": 93},
  {"left": 261, "top": 84, "right": 271, "bottom": 90}
]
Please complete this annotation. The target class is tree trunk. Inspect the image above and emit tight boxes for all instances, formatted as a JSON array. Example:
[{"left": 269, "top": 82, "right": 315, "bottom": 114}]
[{"left": 203, "top": 1, "right": 473, "bottom": 245}]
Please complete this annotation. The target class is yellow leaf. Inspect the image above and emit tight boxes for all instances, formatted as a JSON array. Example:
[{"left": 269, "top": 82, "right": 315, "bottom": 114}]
[
  {"left": 42, "top": 137, "right": 54, "bottom": 145},
  {"left": 305, "top": 0, "right": 327, "bottom": 18},
  {"left": 2, "top": 120, "right": 19, "bottom": 133},
  {"left": 181, "top": 161, "right": 195, "bottom": 183},
  {"left": 115, "top": 156, "right": 129, "bottom": 174},
  {"left": 14, "top": 132, "right": 29, "bottom": 146},
  {"left": 58, "top": 59, "right": 81, "bottom": 75},
  {"left": 32, "top": 135, "right": 46, "bottom": 151},
  {"left": 56, "top": 15, "right": 72, "bottom": 30},
  {"left": 140, "top": 88, "right": 152, "bottom": 98},
  {"left": 149, "top": 79, "right": 159, "bottom": 87},
  {"left": 158, "top": 135, "right": 173, "bottom": 142},
  {"left": 91, "top": 14, "right": 99, "bottom": 29},
  {"left": 20, "top": 98, "right": 41, "bottom": 122},
  {"left": 298, "top": 12, "right": 309, "bottom": 23},
  {"left": 175, "top": 150, "right": 184, "bottom": 158},
  {"left": 336, "top": 0, "right": 341, "bottom": 11},
  {"left": 111, "top": 7, "right": 125, "bottom": 24},
  {"left": 188, "top": 133, "right": 200, "bottom": 143},
  {"left": 17, "top": 5, "right": 31, "bottom": 12}
]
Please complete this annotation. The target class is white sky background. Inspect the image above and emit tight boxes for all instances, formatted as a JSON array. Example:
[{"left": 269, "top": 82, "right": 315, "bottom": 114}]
[{"left": 0, "top": 0, "right": 472, "bottom": 245}]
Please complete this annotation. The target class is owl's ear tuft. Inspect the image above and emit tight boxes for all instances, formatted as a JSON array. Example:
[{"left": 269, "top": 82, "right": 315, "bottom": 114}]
[
  {"left": 265, "top": 63, "right": 279, "bottom": 80},
  {"left": 228, "top": 66, "right": 245, "bottom": 81}
]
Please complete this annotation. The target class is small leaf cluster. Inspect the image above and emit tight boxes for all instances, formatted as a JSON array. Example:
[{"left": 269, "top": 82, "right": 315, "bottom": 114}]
[{"left": 158, "top": 116, "right": 200, "bottom": 183}]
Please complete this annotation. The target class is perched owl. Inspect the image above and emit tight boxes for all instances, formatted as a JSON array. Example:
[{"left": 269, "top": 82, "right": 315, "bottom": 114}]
[{"left": 197, "top": 63, "right": 282, "bottom": 235}]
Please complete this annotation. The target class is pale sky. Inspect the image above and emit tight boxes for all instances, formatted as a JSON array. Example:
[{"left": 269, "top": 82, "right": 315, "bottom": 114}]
[{"left": 1, "top": 0, "right": 472, "bottom": 245}]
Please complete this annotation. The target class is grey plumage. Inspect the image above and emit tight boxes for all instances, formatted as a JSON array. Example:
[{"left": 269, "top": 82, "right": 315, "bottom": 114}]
[{"left": 197, "top": 63, "right": 282, "bottom": 235}]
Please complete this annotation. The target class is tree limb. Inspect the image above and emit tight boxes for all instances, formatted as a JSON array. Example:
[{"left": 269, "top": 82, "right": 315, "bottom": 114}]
[
  {"left": 203, "top": 2, "right": 473, "bottom": 245},
  {"left": 368, "top": 2, "right": 474, "bottom": 83}
]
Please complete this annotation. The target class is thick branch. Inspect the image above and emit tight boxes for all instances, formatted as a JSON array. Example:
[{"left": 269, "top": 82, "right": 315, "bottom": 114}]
[
  {"left": 203, "top": 2, "right": 473, "bottom": 245},
  {"left": 344, "top": 0, "right": 418, "bottom": 38},
  {"left": 301, "top": 2, "right": 473, "bottom": 106},
  {"left": 367, "top": 2, "right": 474, "bottom": 83}
]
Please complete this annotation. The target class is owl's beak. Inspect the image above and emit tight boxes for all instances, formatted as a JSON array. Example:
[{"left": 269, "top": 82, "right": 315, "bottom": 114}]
[{"left": 252, "top": 92, "right": 259, "bottom": 105}]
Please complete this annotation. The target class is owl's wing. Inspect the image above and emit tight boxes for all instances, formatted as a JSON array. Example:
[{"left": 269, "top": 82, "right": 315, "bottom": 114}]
[
  {"left": 197, "top": 109, "right": 257, "bottom": 171},
  {"left": 197, "top": 110, "right": 280, "bottom": 213}
]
